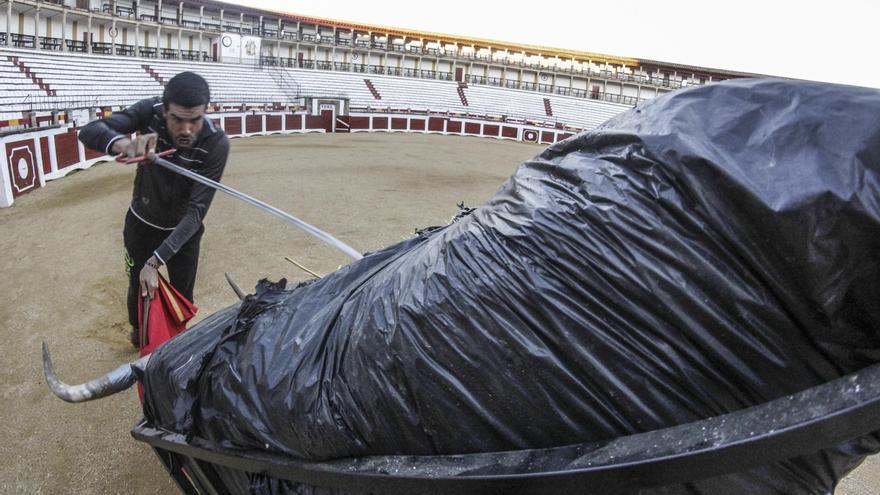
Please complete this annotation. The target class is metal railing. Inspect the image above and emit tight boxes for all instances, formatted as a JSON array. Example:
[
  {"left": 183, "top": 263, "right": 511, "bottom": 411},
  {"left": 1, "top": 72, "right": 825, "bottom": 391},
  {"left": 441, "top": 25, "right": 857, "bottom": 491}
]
[
  {"left": 261, "top": 63, "right": 302, "bottom": 101},
  {"left": 0, "top": 52, "right": 645, "bottom": 114},
  {"left": 1, "top": 90, "right": 306, "bottom": 113},
  {"left": 460, "top": 73, "right": 641, "bottom": 105},
  {"left": 6, "top": 30, "right": 695, "bottom": 91},
  {"left": 180, "top": 49, "right": 208, "bottom": 61},
  {"left": 272, "top": 58, "right": 647, "bottom": 105},
  {"left": 250, "top": 57, "right": 643, "bottom": 106},
  {"left": 248, "top": 32, "right": 689, "bottom": 90},
  {"left": 5, "top": 94, "right": 123, "bottom": 112}
]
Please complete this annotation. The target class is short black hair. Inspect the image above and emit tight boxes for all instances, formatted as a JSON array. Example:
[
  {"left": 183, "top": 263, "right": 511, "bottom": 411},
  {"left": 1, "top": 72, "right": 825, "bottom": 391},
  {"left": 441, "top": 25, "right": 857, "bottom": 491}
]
[{"left": 163, "top": 71, "right": 210, "bottom": 107}]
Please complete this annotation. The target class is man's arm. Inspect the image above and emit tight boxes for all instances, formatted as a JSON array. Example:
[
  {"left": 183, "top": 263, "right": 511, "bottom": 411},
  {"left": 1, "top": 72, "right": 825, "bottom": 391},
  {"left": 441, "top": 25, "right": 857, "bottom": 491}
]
[
  {"left": 139, "top": 136, "right": 230, "bottom": 298},
  {"left": 78, "top": 97, "right": 159, "bottom": 156}
]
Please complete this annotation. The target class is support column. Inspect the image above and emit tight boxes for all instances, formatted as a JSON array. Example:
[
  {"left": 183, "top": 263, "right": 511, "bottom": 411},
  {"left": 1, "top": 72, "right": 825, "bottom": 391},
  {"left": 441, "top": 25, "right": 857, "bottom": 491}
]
[
  {"left": 111, "top": 17, "right": 117, "bottom": 55},
  {"left": 536, "top": 52, "right": 544, "bottom": 91},
  {"left": 219, "top": 9, "right": 223, "bottom": 31},
  {"left": 61, "top": 8, "right": 67, "bottom": 50},
  {"left": 468, "top": 44, "right": 473, "bottom": 83},
  {"left": 313, "top": 24, "right": 319, "bottom": 65},
  {"left": 34, "top": 4, "right": 40, "bottom": 50},
  {"left": 434, "top": 38, "right": 441, "bottom": 79},
  {"left": 87, "top": 15, "right": 92, "bottom": 53},
  {"left": 294, "top": 20, "right": 300, "bottom": 66},
  {"left": 365, "top": 31, "right": 372, "bottom": 68},
  {"left": 198, "top": 5, "right": 203, "bottom": 59},
  {"left": 177, "top": 27, "right": 181, "bottom": 59},
  {"left": 450, "top": 44, "right": 457, "bottom": 81},
  {"left": 6, "top": 0, "right": 12, "bottom": 47},
  {"left": 135, "top": 23, "right": 139, "bottom": 57}
]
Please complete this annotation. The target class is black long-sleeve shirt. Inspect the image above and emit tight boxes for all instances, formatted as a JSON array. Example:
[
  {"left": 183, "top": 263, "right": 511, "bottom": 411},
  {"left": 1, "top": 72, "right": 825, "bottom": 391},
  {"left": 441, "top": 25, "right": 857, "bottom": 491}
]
[{"left": 79, "top": 97, "right": 229, "bottom": 263}]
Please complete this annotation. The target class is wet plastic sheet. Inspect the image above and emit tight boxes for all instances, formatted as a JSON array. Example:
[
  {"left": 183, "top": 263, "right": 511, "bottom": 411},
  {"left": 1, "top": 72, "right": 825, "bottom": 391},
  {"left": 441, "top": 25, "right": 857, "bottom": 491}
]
[{"left": 142, "top": 79, "right": 880, "bottom": 494}]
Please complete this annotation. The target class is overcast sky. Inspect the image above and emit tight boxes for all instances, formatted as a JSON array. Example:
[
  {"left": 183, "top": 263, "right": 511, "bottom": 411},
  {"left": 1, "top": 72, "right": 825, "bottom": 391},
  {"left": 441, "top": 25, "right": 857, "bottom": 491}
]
[{"left": 229, "top": 0, "right": 878, "bottom": 89}]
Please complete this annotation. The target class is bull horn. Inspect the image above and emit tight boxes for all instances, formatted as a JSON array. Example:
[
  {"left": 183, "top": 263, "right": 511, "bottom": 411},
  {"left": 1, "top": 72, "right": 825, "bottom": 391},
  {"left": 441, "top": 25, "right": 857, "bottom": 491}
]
[
  {"left": 42, "top": 342, "right": 150, "bottom": 403},
  {"left": 224, "top": 272, "right": 246, "bottom": 300}
]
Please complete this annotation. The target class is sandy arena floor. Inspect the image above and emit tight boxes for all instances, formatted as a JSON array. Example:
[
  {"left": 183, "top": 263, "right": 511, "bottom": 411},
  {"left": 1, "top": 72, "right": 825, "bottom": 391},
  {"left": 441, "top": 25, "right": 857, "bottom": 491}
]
[{"left": 0, "top": 132, "right": 876, "bottom": 494}]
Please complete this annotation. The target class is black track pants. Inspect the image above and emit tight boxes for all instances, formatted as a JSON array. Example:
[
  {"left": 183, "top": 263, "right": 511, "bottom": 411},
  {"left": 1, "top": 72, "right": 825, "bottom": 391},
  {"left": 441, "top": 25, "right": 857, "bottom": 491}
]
[{"left": 122, "top": 209, "right": 203, "bottom": 329}]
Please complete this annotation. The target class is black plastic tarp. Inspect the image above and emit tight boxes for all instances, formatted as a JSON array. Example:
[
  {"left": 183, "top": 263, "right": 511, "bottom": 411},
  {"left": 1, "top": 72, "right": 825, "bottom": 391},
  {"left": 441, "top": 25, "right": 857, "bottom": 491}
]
[{"left": 142, "top": 78, "right": 880, "bottom": 494}]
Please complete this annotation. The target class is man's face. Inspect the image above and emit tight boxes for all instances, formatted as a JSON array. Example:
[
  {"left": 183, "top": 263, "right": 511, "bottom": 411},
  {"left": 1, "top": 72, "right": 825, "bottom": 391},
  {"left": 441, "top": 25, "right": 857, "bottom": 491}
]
[{"left": 165, "top": 103, "right": 206, "bottom": 149}]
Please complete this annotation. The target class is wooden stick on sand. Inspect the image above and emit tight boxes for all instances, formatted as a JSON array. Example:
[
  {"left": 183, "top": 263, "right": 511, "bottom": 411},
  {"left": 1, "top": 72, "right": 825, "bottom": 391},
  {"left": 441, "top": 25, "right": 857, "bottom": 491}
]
[{"left": 284, "top": 257, "right": 322, "bottom": 279}]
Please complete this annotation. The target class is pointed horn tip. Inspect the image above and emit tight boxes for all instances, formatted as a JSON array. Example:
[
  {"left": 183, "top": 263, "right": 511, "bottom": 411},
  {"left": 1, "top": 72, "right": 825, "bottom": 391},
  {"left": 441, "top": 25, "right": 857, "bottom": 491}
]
[
  {"left": 224, "top": 272, "right": 246, "bottom": 300},
  {"left": 41, "top": 341, "right": 74, "bottom": 403},
  {"left": 41, "top": 341, "right": 57, "bottom": 381}
]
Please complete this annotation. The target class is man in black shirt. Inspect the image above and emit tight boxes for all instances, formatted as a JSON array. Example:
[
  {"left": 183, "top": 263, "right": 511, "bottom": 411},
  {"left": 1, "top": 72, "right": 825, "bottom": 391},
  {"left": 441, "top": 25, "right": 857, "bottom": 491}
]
[{"left": 79, "top": 72, "right": 229, "bottom": 347}]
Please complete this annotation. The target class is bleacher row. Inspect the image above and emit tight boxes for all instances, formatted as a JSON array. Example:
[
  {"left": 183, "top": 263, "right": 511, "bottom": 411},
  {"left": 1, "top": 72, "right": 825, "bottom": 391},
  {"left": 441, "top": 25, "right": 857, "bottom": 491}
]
[
  {"left": 0, "top": 47, "right": 631, "bottom": 131},
  {"left": 0, "top": 57, "right": 46, "bottom": 106}
]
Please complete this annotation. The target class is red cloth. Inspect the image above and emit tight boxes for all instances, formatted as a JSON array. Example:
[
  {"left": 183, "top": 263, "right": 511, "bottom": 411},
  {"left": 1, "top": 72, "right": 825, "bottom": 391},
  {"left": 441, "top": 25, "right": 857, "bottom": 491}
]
[
  {"left": 136, "top": 275, "right": 197, "bottom": 401},
  {"left": 137, "top": 274, "right": 198, "bottom": 357}
]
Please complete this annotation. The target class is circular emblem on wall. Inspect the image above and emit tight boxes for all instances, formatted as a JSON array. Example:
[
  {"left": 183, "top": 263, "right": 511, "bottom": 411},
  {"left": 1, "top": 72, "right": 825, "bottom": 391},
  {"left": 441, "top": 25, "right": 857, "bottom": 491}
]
[
  {"left": 9, "top": 146, "right": 36, "bottom": 194},
  {"left": 540, "top": 74, "right": 548, "bottom": 81},
  {"left": 523, "top": 130, "right": 538, "bottom": 142},
  {"left": 17, "top": 157, "right": 29, "bottom": 179},
  {"left": 108, "top": 27, "right": 118, "bottom": 39},
  {"left": 352, "top": 53, "right": 359, "bottom": 60},
  {"left": 221, "top": 35, "right": 233, "bottom": 47}
]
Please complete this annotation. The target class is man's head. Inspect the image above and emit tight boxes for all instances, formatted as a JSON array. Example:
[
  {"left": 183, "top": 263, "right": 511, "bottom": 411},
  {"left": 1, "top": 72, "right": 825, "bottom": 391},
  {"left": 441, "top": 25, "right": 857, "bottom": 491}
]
[{"left": 162, "top": 72, "right": 210, "bottom": 149}]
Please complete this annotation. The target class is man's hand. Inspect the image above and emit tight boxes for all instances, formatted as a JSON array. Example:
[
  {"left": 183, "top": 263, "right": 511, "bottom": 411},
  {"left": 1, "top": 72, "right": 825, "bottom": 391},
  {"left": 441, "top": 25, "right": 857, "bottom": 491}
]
[
  {"left": 139, "top": 256, "right": 162, "bottom": 299},
  {"left": 112, "top": 133, "right": 158, "bottom": 161}
]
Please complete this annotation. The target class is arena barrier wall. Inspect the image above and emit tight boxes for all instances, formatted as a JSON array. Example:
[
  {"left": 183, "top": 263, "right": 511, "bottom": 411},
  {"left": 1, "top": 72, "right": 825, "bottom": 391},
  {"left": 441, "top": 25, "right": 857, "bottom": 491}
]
[
  {"left": 0, "top": 124, "right": 103, "bottom": 207},
  {"left": 0, "top": 111, "right": 575, "bottom": 208}
]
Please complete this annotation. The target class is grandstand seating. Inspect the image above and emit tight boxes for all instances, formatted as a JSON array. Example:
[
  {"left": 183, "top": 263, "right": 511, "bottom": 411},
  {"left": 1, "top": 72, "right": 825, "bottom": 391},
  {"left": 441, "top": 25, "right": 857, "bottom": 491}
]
[
  {"left": 346, "top": 74, "right": 465, "bottom": 113},
  {"left": 0, "top": 47, "right": 633, "bottom": 131},
  {"left": 549, "top": 93, "right": 630, "bottom": 130},
  {"left": 150, "top": 60, "right": 283, "bottom": 103},
  {"left": 20, "top": 53, "right": 161, "bottom": 104},
  {"left": 0, "top": 57, "right": 47, "bottom": 112}
]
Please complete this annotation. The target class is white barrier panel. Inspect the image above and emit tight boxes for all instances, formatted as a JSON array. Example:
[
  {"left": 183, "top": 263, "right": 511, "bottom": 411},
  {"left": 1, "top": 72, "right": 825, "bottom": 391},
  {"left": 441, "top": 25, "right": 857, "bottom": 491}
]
[{"left": 0, "top": 111, "right": 576, "bottom": 207}]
